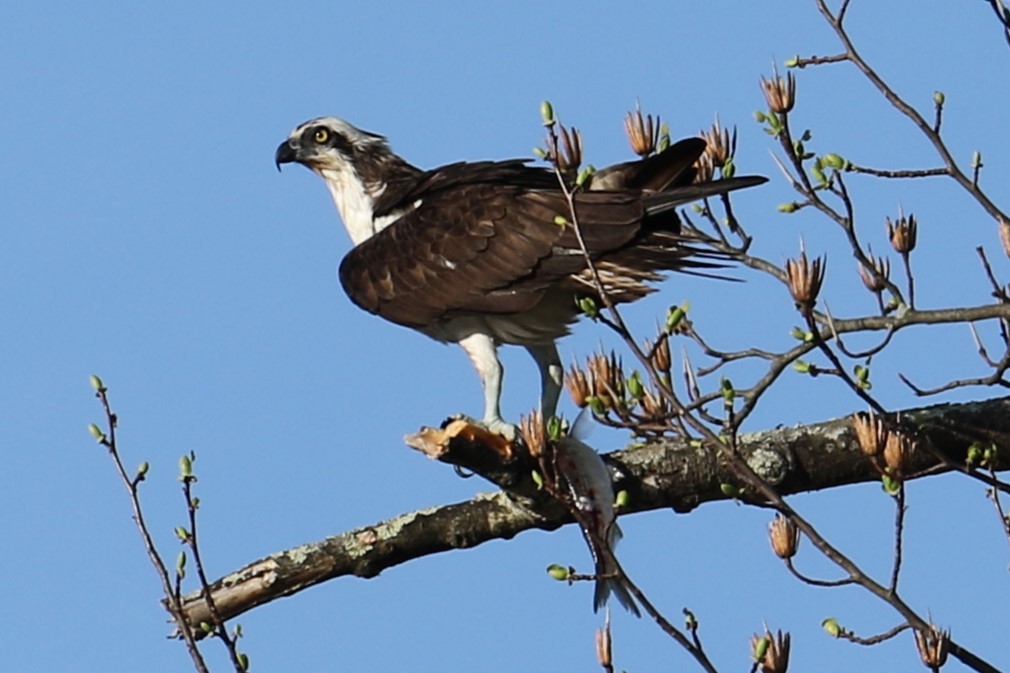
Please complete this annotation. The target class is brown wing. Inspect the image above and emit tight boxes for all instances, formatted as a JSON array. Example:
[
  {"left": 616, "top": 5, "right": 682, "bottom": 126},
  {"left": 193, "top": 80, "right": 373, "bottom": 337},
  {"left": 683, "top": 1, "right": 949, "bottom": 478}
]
[
  {"left": 590, "top": 138, "right": 705, "bottom": 192},
  {"left": 342, "top": 152, "right": 767, "bottom": 328},
  {"left": 339, "top": 185, "right": 650, "bottom": 327},
  {"left": 371, "top": 159, "right": 558, "bottom": 218}
]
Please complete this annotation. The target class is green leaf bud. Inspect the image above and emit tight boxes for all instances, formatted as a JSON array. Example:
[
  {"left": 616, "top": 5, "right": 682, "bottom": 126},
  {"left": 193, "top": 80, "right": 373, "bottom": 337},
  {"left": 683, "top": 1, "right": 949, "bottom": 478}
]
[
  {"left": 546, "top": 563, "right": 570, "bottom": 581},
  {"left": 578, "top": 296, "right": 599, "bottom": 319},
  {"left": 823, "top": 153, "right": 846, "bottom": 169},
  {"left": 720, "top": 483, "right": 740, "bottom": 498},
  {"left": 540, "top": 101, "right": 555, "bottom": 126},
  {"left": 822, "top": 617, "right": 841, "bottom": 637},
  {"left": 179, "top": 454, "right": 192, "bottom": 479},
  {"left": 626, "top": 371, "right": 645, "bottom": 401}
]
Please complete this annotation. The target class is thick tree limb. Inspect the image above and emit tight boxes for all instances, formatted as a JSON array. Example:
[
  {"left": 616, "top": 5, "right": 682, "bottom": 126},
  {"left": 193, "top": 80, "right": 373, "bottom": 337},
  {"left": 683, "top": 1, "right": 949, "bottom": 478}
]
[{"left": 177, "top": 396, "right": 1010, "bottom": 631}]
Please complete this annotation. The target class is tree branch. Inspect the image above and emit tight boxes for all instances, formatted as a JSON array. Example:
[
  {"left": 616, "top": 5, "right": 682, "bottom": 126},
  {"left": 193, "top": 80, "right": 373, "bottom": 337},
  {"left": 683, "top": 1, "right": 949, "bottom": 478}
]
[{"left": 177, "top": 395, "right": 1010, "bottom": 632}]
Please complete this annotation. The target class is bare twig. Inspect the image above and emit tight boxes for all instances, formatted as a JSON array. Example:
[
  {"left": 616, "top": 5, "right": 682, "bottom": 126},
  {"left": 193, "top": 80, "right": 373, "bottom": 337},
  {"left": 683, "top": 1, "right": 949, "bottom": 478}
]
[
  {"left": 91, "top": 382, "right": 211, "bottom": 673},
  {"left": 838, "top": 622, "right": 912, "bottom": 646}
]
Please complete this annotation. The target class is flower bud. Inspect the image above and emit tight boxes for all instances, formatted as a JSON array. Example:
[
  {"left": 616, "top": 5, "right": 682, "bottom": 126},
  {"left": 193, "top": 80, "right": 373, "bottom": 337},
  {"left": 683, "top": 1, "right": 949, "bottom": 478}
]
[
  {"left": 640, "top": 389, "right": 669, "bottom": 420},
  {"left": 550, "top": 124, "right": 582, "bottom": 172},
  {"left": 752, "top": 628, "right": 791, "bottom": 673},
  {"left": 858, "top": 255, "right": 890, "bottom": 294},
  {"left": 914, "top": 624, "right": 949, "bottom": 669},
  {"left": 768, "top": 515, "right": 800, "bottom": 559},
  {"left": 693, "top": 152, "right": 714, "bottom": 184},
  {"left": 519, "top": 411, "right": 546, "bottom": 458},
  {"left": 785, "top": 250, "right": 826, "bottom": 310},
  {"left": 625, "top": 106, "right": 660, "bottom": 157},
  {"left": 649, "top": 335, "right": 671, "bottom": 373},
  {"left": 852, "top": 412, "right": 887, "bottom": 457},
  {"left": 760, "top": 67, "right": 797, "bottom": 114},
  {"left": 701, "top": 118, "right": 736, "bottom": 169},
  {"left": 564, "top": 365, "right": 591, "bottom": 408},
  {"left": 883, "top": 430, "right": 915, "bottom": 476},
  {"left": 887, "top": 212, "right": 918, "bottom": 254}
]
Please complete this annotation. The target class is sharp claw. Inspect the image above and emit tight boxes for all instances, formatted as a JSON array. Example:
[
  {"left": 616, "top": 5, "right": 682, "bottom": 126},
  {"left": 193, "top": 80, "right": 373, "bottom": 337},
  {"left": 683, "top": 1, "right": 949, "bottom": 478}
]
[
  {"left": 484, "top": 419, "right": 518, "bottom": 442},
  {"left": 446, "top": 413, "right": 517, "bottom": 442}
]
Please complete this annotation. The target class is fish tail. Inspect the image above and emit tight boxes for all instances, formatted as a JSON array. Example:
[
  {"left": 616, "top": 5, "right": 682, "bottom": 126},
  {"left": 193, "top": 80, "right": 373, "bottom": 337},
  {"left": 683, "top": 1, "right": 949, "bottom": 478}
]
[{"left": 593, "top": 523, "right": 641, "bottom": 617}]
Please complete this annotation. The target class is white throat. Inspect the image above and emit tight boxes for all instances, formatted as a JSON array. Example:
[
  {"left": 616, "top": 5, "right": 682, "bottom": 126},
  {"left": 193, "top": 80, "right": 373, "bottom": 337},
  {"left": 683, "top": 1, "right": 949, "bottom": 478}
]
[
  {"left": 318, "top": 167, "right": 418, "bottom": 246},
  {"left": 318, "top": 167, "right": 378, "bottom": 245}
]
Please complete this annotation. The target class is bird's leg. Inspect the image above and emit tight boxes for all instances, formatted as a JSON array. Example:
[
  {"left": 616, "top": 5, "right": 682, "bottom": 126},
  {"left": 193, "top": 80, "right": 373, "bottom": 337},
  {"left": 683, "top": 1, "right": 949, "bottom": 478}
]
[
  {"left": 525, "top": 342, "right": 563, "bottom": 422},
  {"left": 457, "top": 333, "right": 516, "bottom": 440}
]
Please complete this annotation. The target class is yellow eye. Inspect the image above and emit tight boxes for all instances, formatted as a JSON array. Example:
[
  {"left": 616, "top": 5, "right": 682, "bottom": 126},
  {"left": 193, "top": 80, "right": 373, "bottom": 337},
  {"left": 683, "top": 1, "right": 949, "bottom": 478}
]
[{"left": 313, "top": 128, "right": 330, "bottom": 144}]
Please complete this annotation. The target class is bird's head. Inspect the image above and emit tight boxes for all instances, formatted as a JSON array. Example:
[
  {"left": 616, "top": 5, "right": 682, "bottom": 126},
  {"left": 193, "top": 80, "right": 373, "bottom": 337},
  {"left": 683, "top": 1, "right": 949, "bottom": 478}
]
[
  {"left": 275, "top": 117, "right": 422, "bottom": 244},
  {"left": 274, "top": 117, "right": 391, "bottom": 176}
]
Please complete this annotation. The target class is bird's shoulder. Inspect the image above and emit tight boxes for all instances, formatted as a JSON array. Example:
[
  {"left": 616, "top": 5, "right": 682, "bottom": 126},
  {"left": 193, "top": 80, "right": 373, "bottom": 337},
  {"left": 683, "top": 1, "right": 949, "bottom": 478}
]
[{"left": 372, "top": 159, "right": 558, "bottom": 217}]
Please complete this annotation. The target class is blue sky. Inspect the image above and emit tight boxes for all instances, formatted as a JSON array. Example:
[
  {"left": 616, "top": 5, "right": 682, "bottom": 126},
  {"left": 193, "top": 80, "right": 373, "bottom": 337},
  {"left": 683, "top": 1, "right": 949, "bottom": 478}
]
[{"left": 3, "top": 2, "right": 1008, "bottom": 671}]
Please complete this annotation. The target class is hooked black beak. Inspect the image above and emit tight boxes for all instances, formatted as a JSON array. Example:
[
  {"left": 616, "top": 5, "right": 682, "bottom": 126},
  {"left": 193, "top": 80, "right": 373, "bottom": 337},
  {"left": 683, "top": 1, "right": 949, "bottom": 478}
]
[{"left": 274, "top": 140, "right": 298, "bottom": 172}]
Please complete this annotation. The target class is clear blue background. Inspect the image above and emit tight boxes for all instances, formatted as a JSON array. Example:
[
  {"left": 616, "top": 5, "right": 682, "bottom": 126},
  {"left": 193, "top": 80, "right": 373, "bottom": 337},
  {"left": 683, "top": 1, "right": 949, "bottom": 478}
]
[{"left": 3, "top": 2, "right": 1008, "bottom": 671}]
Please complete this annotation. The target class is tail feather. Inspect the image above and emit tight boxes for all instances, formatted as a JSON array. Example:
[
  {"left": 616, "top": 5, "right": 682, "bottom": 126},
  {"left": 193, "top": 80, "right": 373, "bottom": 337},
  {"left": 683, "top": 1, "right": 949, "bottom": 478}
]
[
  {"left": 590, "top": 138, "right": 706, "bottom": 192},
  {"left": 644, "top": 175, "right": 769, "bottom": 217}
]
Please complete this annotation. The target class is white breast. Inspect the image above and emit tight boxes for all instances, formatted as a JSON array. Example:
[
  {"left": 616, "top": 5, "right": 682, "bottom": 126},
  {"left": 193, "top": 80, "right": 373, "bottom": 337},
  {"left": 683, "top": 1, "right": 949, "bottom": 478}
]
[
  {"left": 319, "top": 169, "right": 421, "bottom": 245},
  {"left": 319, "top": 167, "right": 377, "bottom": 245}
]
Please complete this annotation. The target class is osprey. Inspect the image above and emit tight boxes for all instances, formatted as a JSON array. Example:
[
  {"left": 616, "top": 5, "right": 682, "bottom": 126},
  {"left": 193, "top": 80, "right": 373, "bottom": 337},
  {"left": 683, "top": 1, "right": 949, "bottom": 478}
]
[{"left": 275, "top": 117, "right": 765, "bottom": 438}]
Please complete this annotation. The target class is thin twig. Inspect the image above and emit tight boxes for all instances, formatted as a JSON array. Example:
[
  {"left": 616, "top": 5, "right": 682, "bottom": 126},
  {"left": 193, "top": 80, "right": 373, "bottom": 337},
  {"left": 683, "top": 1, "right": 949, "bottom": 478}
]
[
  {"left": 94, "top": 387, "right": 211, "bottom": 673},
  {"left": 838, "top": 623, "right": 912, "bottom": 646},
  {"left": 889, "top": 485, "right": 906, "bottom": 594},
  {"left": 784, "top": 558, "right": 854, "bottom": 588},
  {"left": 184, "top": 478, "right": 246, "bottom": 670}
]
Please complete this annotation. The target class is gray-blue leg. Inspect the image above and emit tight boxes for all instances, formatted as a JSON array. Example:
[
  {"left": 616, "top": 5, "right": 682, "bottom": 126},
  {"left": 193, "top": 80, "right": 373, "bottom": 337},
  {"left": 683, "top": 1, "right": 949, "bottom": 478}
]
[{"left": 526, "top": 342, "right": 563, "bottom": 420}]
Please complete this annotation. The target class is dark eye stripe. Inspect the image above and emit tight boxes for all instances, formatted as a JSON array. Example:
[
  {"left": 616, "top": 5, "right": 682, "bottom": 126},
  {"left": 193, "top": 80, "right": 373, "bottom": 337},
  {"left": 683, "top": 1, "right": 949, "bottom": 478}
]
[{"left": 303, "top": 126, "right": 353, "bottom": 155}]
